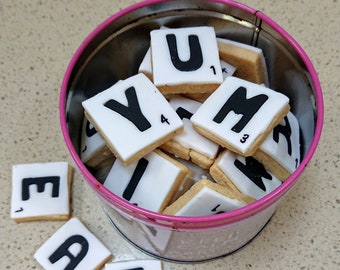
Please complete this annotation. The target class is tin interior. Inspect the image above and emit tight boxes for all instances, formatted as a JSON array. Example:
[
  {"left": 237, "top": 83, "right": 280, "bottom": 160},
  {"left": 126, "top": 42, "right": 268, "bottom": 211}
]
[{"left": 63, "top": 0, "right": 318, "bottom": 220}]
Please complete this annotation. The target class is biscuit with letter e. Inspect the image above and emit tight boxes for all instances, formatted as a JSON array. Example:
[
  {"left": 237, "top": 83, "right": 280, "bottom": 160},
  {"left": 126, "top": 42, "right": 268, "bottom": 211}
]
[
  {"left": 11, "top": 161, "right": 73, "bottom": 222},
  {"left": 191, "top": 76, "right": 290, "bottom": 156},
  {"left": 82, "top": 73, "right": 184, "bottom": 166}
]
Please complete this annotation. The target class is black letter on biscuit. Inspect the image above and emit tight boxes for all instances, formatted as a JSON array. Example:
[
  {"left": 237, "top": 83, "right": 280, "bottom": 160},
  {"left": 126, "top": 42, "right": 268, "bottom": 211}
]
[
  {"left": 48, "top": 235, "right": 89, "bottom": 270},
  {"left": 104, "top": 87, "right": 151, "bottom": 132},
  {"left": 213, "top": 87, "right": 268, "bottom": 133},
  {"left": 166, "top": 34, "right": 203, "bottom": 72},
  {"left": 234, "top": 157, "right": 272, "bottom": 191},
  {"left": 122, "top": 158, "right": 149, "bottom": 201},
  {"left": 21, "top": 176, "right": 60, "bottom": 201},
  {"left": 273, "top": 116, "right": 292, "bottom": 155}
]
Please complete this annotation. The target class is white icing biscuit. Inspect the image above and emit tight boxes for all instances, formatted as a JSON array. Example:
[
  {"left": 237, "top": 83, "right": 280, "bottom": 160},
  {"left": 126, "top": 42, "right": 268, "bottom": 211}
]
[
  {"left": 210, "top": 150, "right": 282, "bottom": 200},
  {"left": 105, "top": 260, "right": 162, "bottom": 270},
  {"left": 103, "top": 150, "right": 192, "bottom": 212},
  {"left": 80, "top": 115, "right": 114, "bottom": 167},
  {"left": 82, "top": 73, "right": 184, "bottom": 166},
  {"left": 217, "top": 37, "right": 269, "bottom": 85},
  {"left": 191, "top": 76, "right": 290, "bottom": 156},
  {"left": 34, "top": 217, "right": 112, "bottom": 270},
  {"left": 160, "top": 96, "right": 220, "bottom": 169},
  {"left": 254, "top": 111, "right": 301, "bottom": 181},
  {"left": 163, "top": 179, "right": 254, "bottom": 216},
  {"left": 11, "top": 162, "right": 72, "bottom": 222},
  {"left": 150, "top": 26, "right": 223, "bottom": 94}
]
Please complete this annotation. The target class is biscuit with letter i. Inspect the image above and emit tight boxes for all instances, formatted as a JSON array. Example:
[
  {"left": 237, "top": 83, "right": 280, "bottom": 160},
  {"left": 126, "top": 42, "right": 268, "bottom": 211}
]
[
  {"left": 160, "top": 96, "right": 220, "bottom": 169},
  {"left": 80, "top": 115, "right": 114, "bottom": 167},
  {"left": 138, "top": 47, "right": 153, "bottom": 81},
  {"left": 210, "top": 150, "right": 282, "bottom": 200},
  {"left": 150, "top": 26, "right": 223, "bottom": 95},
  {"left": 82, "top": 73, "right": 184, "bottom": 166},
  {"left": 253, "top": 111, "right": 301, "bottom": 181},
  {"left": 217, "top": 37, "right": 269, "bottom": 85},
  {"left": 163, "top": 179, "right": 255, "bottom": 216},
  {"left": 191, "top": 76, "right": 290, "bottom": 156},
  {"left": 34, "top": 217, "right": 112, "bottom": 270},
  {"left": 105, "top": 259, "right": 163, "bottom": 270},
  {"left": 103, "top": 149, "right": 192, "bottom": 212},
  {"left": 11, "top": 161, "right": 73, "bottom": 222}
]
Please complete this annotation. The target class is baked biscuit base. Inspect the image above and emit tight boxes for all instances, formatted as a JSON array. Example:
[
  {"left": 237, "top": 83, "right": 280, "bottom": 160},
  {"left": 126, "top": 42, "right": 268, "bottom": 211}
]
[
  {"left": 160, "top": 140, "right": 216, "bottom": 170},
  {"left": 163, "top": 179, "right": 255, "bottom": 215},
  {"left": 156, "top": 82, "right": 220, "bottom": 96},
  {"left": 217, "top": 39, "right": 268, "bottom": 85},
  {"left": 253, "top": 149, "right": 291, "bottom": 181}
]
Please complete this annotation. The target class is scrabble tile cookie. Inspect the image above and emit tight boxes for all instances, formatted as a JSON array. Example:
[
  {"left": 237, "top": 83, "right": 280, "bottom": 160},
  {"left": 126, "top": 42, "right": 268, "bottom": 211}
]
[
  {"left": 82, "top": 73, "right": 184, "bottom": 166},
  {"left": 210, "top": 150, "right": 282, "bottom": 200},
  {"left": 150, "top": 26, "right": 223, "bottom": 94},
  {"left": 191, "top": 76, "right": 290, "bottom": 156},
  {"left": 105, "top": 260, "right": 162, "bottom": 270},
  {"left": 34, "top": 217, "right": 112, "bottom": 270},
  {"left": 253, "top": 111, "right": 301, "bottom": 181},
  {"left": 163, "top": 179, "right": 254, "bottom": 216},
  {"left": 103, "top": 149, "right": 193, "bottom": 212},
  {"left": 11, "top": 162, "right": 72, "bottom": 222},
  {"left": 160, "top": 96, "right": 220, "bottom": 169},
  {"left": 80, "top": 115, "right": 114, "bottom": 167},
  {"left": 217, "top": 37, "right": 269, "bottom": 85}
]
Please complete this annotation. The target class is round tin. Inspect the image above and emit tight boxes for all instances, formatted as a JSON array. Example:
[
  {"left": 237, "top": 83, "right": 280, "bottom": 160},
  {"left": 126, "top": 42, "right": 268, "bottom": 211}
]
[{"left": 60, "top": 0, "right": 323, "bottom": 262}]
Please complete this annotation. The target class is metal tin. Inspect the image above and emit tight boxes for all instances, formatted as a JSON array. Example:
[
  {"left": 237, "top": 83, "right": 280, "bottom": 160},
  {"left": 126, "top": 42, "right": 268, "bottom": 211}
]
[{"left": 60, "top": 0, "right": 323, "bottom": 262}]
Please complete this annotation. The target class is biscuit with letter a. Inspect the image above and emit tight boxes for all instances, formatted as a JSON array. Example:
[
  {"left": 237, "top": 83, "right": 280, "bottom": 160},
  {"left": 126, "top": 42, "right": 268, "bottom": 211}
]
[
  {"left": 151, "top": 26, "right": 223, "bottom": 94},
  {"left": 34, "top": 217, "right": 112, "bottom": 270},
  {"left": 82, "top": 73, "right": 184, "bottom": 166},
  {"left": 191, "top": 76, "right": 290, "bottom": 156},
  {"left": 11, "top": 161, "right": 73, "bottom": 222},
  {"left": 163, "top": 179, "right": 254, "bottom": 216}
]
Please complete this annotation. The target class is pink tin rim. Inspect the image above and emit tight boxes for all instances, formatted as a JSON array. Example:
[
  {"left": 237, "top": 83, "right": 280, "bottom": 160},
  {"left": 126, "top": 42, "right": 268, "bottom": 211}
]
[{"left": 59, "top": 0, "right": 324, "bottom": 229}]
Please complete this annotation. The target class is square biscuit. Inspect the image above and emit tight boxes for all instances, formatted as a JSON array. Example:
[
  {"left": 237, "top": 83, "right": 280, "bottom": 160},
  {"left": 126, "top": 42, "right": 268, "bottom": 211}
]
[
  {"left": 163, "top": 179, "right": 254, "bottom": 216},
  {"left": 191, "top": 76, "right": 290, "bottom": 156}
]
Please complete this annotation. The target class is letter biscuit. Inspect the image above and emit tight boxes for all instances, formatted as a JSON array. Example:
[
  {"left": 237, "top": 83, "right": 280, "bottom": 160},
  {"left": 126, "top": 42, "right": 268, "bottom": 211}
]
[
  {"left": 150, "top": 26, "right": 223, "bottom": 94},
  {"left": 82, "top": 73, "right": 184, "bottom": 166},
  {"left": 163, "top": 179, "right": 254, "bottom": 216},
  {"left": 253, "top": 111, "right": 301, "bottom": 181},
  {"left": 210, "top": 150, "right": 282, "bottom": 200},
  {"left": 191, "top": 76, "right": 290, "bottom": 156},
  {"left": 11, "top": 162, "right": 73, "bottom": 222},
  {"left": 105, "top": 259, "right": 163, "bottom": 270},
  {"left": 34, "top": 217, "right": 112, "bottom": 270},
  {"left": 103, "top": 150, "right": 193, "bottom": 212}
]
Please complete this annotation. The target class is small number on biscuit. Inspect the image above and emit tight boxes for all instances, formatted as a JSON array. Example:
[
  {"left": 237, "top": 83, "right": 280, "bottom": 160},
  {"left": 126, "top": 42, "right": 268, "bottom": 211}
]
[
  {"left": 161, "top": 114, "right": 170, "bottom": 125},
  {"left": 240, "top": 134, "right": 249, "bottom": 143}
]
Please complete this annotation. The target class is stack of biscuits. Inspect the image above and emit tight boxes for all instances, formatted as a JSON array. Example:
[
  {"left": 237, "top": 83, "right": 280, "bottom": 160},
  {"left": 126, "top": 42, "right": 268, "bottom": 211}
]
[{"left": 81, "top": 26, "right": 301, "bottom": 217}]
